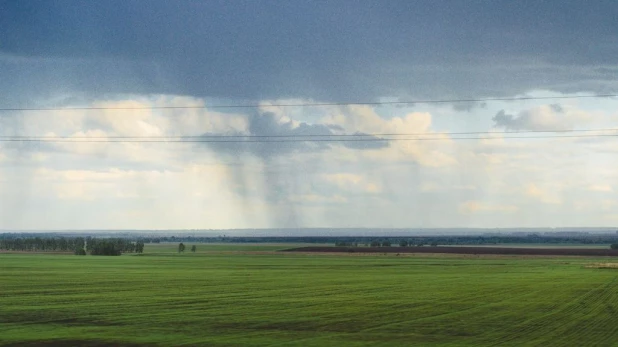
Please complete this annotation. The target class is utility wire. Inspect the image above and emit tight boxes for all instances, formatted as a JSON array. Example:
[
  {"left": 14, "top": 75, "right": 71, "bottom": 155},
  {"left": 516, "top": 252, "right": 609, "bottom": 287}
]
[
  {"left": 1, "top": 94, "right": 617, "bottom": 111},
  {"left": 1, "top": 134, "right": 617, "bottom": 143},
  {"left": 1, "top": 128, "right": 617, "bottom": 140}
]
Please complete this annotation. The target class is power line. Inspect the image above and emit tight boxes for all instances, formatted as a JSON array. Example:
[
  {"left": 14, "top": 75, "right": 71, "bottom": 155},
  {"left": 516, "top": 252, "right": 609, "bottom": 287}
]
[
  {"left": 1, "top": 127, "right": 617, "bottom": 140},
  {"left": 1, "top": 94, "right": 617, "bottom": 112},
  {"left": 1, "top": 133, "right": 616, "bottom": 143}
]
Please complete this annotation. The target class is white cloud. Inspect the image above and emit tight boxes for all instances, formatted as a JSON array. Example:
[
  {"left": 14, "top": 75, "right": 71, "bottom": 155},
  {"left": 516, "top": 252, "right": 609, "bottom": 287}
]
[
  {"left": 524, "top": 183, "right": 562, "bottom": 205},
  {"left": 257, "top": 99, "right": 307, "bottom": 127},
  {"left": 603, "top": 214, "right": 618, "bottom": 221},
  {"left": 32, "top": 165, "right": 232, "bottom": 202},
  {"left": 420, "top": 182, "right": 441, "bottom": 192},
  {"left": 328, "top": 106, "right": 433, "bottom": 134},
  {"left": 459, "top": 201, "right": 519, "bottom": 214},
  {"left": 454, "top": 185, "right": 477, "bottom": 191},
  {"left": 322, "top": 173, "right": 382, "bottom": 194},
  {"left": 288, "top": 194, "right": 348, "bottom": 204},
  {"left": 0, "top": 164, "right": 255, "bottom": 229},
  {"left": 1, "top": 95, "right": 249, "bottom": 165},
  {"left": 589, "top": 184, "right": 613, "bottom": 192},
  {"left": 492, "top": 104, "right": 599, "bottom": 131},
  {"left": 420, "top": 182, "right": 477, "bottom": 192},
  {"left": 324, "top": 106, "right": 456, "bottom": 167},
  {"left": 3, "top": 93, "right": 618, "bottom": 229}
]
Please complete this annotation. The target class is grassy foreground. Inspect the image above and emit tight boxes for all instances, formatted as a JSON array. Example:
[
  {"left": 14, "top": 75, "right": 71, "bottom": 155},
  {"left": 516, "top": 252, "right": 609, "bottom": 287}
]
[{"left": 1, "top": 246, "right": 618, "bottom": 346}]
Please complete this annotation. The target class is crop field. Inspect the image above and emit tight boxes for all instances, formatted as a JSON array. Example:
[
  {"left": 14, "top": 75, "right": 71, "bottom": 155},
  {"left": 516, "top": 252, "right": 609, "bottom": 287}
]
[{"left": 1, "top": 247, "right": 618, "bottom": 346}]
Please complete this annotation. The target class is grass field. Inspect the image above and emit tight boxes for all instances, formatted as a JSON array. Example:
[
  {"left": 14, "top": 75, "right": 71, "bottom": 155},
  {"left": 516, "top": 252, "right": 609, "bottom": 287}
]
[{"left": 1, "top": 245, "right": 618, "bottom": 346}]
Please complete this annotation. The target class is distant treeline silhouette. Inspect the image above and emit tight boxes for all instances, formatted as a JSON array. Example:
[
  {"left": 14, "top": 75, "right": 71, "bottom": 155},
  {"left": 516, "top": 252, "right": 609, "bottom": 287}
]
[
  {"left": 132, "top": 234, "right": 618, "bottom": 246},
  {"left": 0, "top": 236, "right": 144, "bottom": 256},
  {"left": 2, "top": 234, "right": 618, "bottom": 253}
]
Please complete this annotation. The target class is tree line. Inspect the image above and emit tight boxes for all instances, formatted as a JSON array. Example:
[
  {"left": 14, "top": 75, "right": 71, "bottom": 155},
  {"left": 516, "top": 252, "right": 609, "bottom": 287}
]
[
  {"left": 86, "top": 238, "right": 145, "bottom": 256},
  {"left": 133, "top": 234, "right": 618, "bottom": 246},
  {"left": 0, "top": 236, "right": 144, "bottom": 256},
  {"left": 0, "top": 236, "right": 85, "bottom": 252},
  {"left": 340, "top": 240, "right": 618, "bottom": 250},
  {"left": 3, "top": 234, "right": 617, "bottom": 253},
  {"left": 6, "top": 232, "right": 616, "bottom": 246}
]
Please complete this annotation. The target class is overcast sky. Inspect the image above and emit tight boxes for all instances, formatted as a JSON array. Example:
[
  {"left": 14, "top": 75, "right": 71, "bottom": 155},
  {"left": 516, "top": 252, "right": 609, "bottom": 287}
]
[{"left": 1, "top": 0, "right": 618, "bottom": 230}]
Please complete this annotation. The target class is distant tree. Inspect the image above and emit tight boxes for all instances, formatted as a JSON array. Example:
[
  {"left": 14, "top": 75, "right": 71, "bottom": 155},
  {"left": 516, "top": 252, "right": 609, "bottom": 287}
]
[
  {"left": 381, "top": 241, "right": 391, "bottom": 247},
  {"left": 74, "top": 247, "right": 86, "bottom": 256},
  {"left": 178, "top": 243, "right": 186, "bottom": 253},
  {"left": 370, "top": 240, "right": 381, "bottom": 247},
  {"left": 611, "top": 244, "right": 618, "bottom": 250},
  {"left": 135, "top": 241, "right": 145, "bottom": 254},
  {"left": 430, "top": 242, "right": 438, "bottom": 247},
  {"left": 399, "top": 240, "right": 408, "bottom": 247},
  {"left": 89, "top": 240, "right": 122, "bottom": 256},
  {"left": 191, "top": 245, "right": 196, "bottom": 253}
]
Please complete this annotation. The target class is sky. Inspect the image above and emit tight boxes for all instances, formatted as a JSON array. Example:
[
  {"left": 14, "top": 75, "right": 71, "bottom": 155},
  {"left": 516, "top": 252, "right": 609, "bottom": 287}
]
[{"left": 1, "top": 0, "right": 618, "bottom": 230}]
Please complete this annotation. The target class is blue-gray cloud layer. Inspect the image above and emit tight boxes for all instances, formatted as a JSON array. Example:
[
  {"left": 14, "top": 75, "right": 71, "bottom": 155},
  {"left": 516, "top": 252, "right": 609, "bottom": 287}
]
[{"left": 2, "top": 0, "right": 618, "bottom": 105}]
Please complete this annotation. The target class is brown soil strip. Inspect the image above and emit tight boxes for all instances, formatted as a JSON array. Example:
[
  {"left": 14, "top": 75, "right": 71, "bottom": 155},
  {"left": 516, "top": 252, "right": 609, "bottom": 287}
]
[
  {"left": 585, "top": 263, "right": 618, "bottom": 269},
  {"left": 283, "top": 246, "right": 618, "bottom": 257}
]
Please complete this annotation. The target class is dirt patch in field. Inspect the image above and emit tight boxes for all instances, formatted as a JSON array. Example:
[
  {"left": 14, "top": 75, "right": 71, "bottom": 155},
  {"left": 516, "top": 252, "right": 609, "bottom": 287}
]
[
  {"left": 585, "top": 263, "right": 618, "bottom": 269},
  {"left": 283, "top": 246, "right": 618, "bottom": 257},
  {"left": 281, "top": 251, "right": 595, "bottom": 260}
]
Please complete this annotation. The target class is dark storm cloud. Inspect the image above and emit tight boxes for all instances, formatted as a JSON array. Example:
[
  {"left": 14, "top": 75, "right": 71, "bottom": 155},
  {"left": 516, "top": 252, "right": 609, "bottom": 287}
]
[
  {"left": 550, "top": 104, "right": 564, "bottom": 113},
  {"left": 2, "top": 0, "right": 618, "bottom": 104},
  {"left": 492, "top": 105, "right": 571, "bottom": 131},
  {"left": 492, "top": 111, "right": 522, "bottom": 131},
  {"left": 452, "top": 101, "right": 488, "bottom": 112},
  {"left": 340, "top": 133, "right": 391, "bottom": 150},
  {"left": 201, "top": 112, "right": 388, "bottom": 158}
]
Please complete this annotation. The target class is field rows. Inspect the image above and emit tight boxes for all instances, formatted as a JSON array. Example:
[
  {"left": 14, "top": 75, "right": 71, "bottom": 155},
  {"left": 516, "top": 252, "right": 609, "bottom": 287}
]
[{"left": 1, "top": 249, "right": 618, "bottom": 346}]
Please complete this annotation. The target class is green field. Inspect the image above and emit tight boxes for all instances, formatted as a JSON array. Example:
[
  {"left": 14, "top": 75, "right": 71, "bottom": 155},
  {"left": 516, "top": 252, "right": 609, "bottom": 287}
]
[{"left": 1, "top": 246, "right": 618, "bottom": 346}]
